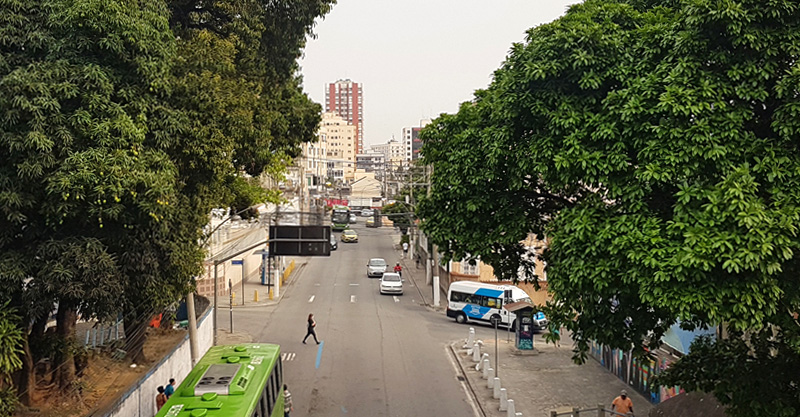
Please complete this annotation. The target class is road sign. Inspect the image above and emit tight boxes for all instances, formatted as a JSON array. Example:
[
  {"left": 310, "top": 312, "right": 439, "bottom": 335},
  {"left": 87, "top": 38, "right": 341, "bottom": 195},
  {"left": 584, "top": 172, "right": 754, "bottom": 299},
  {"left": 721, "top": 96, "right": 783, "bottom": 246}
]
[{"left": 269, "top": 225, "right": 331, "bottom": 256}]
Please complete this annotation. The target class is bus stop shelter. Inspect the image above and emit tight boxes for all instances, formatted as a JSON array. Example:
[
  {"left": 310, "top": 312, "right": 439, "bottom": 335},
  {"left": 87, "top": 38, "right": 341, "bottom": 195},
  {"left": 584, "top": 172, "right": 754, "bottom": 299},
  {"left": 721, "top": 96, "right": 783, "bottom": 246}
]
[{"left": 503, "top": 301, "right": 537, "bottom": 350}]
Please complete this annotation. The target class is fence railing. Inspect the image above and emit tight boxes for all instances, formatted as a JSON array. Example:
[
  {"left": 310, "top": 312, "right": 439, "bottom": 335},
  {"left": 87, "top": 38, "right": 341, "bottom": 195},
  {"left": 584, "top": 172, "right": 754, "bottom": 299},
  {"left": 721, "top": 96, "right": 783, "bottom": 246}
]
[{"left": 550, "top": 406, "right": 632, "bottom": 417}]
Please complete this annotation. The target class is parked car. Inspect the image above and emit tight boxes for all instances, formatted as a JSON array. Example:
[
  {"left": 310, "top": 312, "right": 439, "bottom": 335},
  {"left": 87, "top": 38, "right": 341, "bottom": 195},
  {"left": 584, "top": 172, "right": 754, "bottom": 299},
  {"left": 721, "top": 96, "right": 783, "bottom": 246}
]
[
  {"left": 341, "top": 229, "right": 358, "bottom": 243},
  {"left": 329, "top": 233, "right": 338, "bottom": 250},
  {"left": 366, "top": 258, "right": 387, "bottom": 277},
  {"left": 379, "top": 272, "right": 403, "bottom": 295}
]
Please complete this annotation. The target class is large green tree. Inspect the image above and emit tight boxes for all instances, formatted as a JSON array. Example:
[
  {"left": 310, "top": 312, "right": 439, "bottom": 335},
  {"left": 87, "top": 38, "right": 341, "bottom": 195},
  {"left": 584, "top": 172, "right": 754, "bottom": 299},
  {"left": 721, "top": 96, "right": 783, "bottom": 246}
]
[{"left": 418, "top": 1, "right": 800, "bottom": 415}]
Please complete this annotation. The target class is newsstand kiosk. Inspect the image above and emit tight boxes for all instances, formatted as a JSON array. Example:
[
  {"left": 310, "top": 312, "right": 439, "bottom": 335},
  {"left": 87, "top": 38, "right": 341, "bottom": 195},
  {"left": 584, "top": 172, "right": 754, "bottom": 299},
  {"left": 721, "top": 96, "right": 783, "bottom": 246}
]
[{"left": 503, "top": 301, "right": 537, "bottom": 350}]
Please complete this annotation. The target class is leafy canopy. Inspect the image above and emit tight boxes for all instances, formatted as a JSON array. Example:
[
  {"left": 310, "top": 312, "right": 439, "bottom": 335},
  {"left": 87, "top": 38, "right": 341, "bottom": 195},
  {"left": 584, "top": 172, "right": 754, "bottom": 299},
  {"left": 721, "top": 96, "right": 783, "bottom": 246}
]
[{"left": 418, "top": 1, "right": 800, "bottom": 415}]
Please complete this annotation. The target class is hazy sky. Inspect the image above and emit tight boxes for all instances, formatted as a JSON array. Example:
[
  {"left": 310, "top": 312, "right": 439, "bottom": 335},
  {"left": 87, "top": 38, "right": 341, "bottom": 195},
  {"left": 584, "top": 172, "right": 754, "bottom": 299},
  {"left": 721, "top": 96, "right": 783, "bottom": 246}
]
[{"left": 299, "top": 0, "right": 580, "bottom": 147}]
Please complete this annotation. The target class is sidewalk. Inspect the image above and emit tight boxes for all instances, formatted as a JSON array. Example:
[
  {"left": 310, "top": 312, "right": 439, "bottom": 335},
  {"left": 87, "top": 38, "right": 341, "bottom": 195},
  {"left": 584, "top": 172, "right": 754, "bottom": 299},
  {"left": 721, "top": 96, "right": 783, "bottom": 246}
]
[{"left": 393, "top": 234, "right": 654, "bottom": 417}]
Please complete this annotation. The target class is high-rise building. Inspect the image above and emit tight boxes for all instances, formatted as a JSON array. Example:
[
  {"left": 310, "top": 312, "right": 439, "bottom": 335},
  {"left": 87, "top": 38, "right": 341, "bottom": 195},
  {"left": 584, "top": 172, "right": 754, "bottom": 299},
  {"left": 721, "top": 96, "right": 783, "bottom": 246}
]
[
  {"left": 402, "top": 119, "right": 430, "bottom": 162},
  {"left": 325, "top": 79, "right": 363, "bottom": 154},
  {"left": 320, "top": 112, "right": 357, "bottom": 183}
]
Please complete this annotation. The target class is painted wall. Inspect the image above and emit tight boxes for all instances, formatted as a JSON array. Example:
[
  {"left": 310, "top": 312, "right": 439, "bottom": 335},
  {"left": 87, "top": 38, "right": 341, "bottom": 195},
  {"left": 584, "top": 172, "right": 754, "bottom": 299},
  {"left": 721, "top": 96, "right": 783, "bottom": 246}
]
[{"left": 102, "top": 306, "right": 214, "bottom": 417}]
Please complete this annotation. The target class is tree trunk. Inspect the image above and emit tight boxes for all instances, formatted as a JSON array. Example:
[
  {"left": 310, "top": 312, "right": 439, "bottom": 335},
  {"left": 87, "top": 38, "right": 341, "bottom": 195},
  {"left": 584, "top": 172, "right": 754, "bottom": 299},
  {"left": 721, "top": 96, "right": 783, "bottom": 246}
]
[
  {"left": 12, "top": 335, "right": 35, "bottom": 406},
  {"left": 54, "top": 304, "right": 77, "bottom": 392},
  {"left": 123, "top": 315, "right": 148, "bottom": 364}
]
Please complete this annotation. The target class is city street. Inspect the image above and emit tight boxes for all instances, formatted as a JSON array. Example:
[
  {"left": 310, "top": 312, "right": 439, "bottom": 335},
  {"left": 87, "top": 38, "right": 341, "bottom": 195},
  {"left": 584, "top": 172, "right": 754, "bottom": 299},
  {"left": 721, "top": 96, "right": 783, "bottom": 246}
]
[{"left": 225, "top": 222, "right": 478, "bottom": 417}]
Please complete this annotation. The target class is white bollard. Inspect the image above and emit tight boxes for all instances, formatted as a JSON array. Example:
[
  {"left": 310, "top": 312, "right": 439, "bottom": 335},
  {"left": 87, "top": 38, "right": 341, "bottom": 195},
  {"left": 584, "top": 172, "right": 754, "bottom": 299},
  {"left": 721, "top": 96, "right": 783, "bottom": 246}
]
[
  {"left": 507, "top": 399, "right": 516, "bottom": 417},
  {"left": 472, "top": 342, "right": 481, "bottom": 362},
  {"left": 493, "top": 378, "right": 501, "bottom": 399},
  {"left": 482, "top": 359, "right": 491, "bottom": 379},
  {"left": 465, "top": 327, "right": 475, "bottom": 346},
  {"left": 499, "top": 388, "right": 508, "bottom": 411},
  {"left": 487, "top": 368, "right": 494, "bottom": 388},
  {"left": 515, "top": 413, "right": 522, "bottom": 417}
]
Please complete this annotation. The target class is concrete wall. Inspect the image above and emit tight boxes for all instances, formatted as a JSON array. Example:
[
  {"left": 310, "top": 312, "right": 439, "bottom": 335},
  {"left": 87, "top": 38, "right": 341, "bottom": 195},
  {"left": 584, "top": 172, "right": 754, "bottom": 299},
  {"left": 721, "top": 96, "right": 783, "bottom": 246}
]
[{"left": 102, "top": 306, "right": 214, "bottom": 417}]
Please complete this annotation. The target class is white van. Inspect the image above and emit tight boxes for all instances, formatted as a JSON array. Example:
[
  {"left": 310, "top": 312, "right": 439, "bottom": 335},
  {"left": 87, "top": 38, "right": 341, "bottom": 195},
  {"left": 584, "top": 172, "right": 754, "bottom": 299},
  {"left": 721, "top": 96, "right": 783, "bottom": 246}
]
[{"left": 446, "top": 281, "right": 547, "bottom": 330}]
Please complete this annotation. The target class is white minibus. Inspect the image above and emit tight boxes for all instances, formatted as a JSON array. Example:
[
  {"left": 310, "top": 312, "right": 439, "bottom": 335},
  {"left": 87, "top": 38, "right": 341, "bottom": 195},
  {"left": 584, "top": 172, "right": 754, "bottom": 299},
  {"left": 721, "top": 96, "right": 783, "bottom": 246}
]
[{"left": 446, "top": 281, "right": 547, "bottom": 330}]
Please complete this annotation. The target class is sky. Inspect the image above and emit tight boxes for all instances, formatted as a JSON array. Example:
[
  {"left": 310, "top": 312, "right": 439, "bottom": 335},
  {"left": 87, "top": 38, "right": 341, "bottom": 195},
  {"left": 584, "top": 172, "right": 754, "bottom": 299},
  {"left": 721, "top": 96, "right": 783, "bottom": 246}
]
[{"left": 299, "top": 0, "right": 581, "bottom": 147}]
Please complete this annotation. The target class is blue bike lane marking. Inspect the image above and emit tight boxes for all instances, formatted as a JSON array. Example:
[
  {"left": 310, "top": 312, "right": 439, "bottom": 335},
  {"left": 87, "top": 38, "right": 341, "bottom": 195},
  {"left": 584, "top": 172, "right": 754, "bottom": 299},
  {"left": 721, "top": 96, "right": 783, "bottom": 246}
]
[{"left": 315, "top": 341, "right": 324, "bottom": 369}]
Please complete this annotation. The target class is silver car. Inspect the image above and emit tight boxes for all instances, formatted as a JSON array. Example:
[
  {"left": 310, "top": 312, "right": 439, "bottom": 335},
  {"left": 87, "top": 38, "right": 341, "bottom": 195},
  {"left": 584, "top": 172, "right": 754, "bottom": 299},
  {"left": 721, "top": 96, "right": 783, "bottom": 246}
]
[
  {"left": 379, "top": 272, "right": 403, "bottom": 295},
  {"left": 366, "top": 258, "right": 387, "bottom": 277}
]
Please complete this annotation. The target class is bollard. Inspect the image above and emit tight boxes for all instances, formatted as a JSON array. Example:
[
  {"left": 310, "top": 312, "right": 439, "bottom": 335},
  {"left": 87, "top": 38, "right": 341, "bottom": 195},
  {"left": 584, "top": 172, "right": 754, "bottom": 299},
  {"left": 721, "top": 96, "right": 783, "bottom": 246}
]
[
  {"left": 486, "top": 368, "right": 494, "bottom": 388},
  {"left": 597, "top": 403, "right": 605, "bottom": 417},
  {"left": 269, "top": 288, "right": 274, "bottom": 300},
  {"left": 472, "top": 342, "right": 481, "bottom": 362},
  {"left": 573, "top": 406, "right": 580, "bottom": 416},
  {"left": 550, "top": 412, "right": 558, "bottom": 417},
  {"left": 493, "top": 378, "right": 501, "bottom": 399},
  {"left": 500, "top": 388, "right": 508, "bottom": 411},
  {"left": 465, "top": 327, "right": 475, "bottom": 347},
  {"left": 507, "top": 399, "right": 515, "bottom": 417},
  {"left": 516, "top": 413, "right": 522, "bottom": 417},
  {"left": 254, "top": 290, "right": 259, "bottom": 302},
  {"left": 482, "top": 358, "right": 491, "bottom": 378}
]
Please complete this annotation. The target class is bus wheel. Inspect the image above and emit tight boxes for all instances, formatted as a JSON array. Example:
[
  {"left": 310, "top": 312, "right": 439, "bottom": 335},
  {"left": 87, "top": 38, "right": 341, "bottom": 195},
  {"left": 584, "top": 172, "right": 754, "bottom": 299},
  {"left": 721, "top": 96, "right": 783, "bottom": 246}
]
[{"left": 455, "top": 313, "right": 467, "bottom": 324}]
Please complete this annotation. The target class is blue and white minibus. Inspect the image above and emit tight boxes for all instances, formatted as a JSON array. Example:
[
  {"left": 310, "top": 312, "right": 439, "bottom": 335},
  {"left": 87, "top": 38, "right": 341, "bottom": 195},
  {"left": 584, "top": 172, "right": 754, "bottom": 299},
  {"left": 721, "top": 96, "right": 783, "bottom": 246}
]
[{"left": 446, "top": 281, "right": 547, "bottom": 330}]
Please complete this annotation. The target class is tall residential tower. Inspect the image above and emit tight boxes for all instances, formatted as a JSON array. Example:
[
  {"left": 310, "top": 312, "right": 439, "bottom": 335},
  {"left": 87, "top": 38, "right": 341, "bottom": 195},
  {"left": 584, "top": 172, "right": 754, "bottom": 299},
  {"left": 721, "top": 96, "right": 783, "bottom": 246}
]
[{"left": 325, "top": 79, "right": 363, "bottom": 154}]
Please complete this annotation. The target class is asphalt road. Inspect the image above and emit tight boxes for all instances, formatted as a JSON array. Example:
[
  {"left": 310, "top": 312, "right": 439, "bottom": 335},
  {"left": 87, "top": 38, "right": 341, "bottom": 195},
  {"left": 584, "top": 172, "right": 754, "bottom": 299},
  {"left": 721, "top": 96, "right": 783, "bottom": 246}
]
[{"left": 229, "top": 222, "right": 479, "bottom": 417}]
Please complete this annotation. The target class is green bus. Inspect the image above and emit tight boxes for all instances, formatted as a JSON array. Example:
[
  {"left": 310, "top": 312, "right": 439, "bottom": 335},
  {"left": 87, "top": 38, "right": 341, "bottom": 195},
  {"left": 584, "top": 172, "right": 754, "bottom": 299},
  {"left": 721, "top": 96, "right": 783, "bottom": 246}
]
[
  {"left": 155, "top": 344, "right": 284, "bottom": 417},
  {"left": 331, "top": 205, "right": 350, "bottom": 231}
]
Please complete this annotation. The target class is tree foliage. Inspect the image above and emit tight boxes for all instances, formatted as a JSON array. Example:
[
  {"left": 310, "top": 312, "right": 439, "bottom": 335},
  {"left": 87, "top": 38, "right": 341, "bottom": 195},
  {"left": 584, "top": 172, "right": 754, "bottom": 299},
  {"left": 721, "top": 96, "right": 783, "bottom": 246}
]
[
  {"left": 0, "top": 0, "right": 333, "bottom": 405},
  {"left": 418, "top": 1, "right": 800, "bottom": 415}
]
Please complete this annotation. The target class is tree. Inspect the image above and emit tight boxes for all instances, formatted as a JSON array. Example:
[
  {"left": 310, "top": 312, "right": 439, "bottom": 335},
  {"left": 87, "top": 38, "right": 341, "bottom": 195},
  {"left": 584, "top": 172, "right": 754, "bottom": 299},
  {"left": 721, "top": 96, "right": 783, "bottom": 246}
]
[
  {"left": 0, "top": 303, "right": 23, "bottom": 417},
  {"left": 418, "top": 1, "right": 800, "bottom": 415},
  {"left": 382, "top": 202, "right": 414, "bottom": 234}
]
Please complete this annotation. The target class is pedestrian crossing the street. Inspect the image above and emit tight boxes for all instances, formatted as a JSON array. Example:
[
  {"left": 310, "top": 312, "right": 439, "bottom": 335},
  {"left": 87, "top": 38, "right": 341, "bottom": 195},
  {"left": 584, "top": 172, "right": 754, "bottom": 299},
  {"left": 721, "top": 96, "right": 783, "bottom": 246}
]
[{"left": 281, "top": 352, "right": 297, "bottom": 361}]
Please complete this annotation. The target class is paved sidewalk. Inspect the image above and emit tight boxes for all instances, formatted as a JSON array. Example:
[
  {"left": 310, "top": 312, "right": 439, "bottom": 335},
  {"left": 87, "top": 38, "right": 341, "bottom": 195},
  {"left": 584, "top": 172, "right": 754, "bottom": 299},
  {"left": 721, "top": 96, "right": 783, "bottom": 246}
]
[{"left": 393, "top": 233, "right": 654, "bottom": 417}]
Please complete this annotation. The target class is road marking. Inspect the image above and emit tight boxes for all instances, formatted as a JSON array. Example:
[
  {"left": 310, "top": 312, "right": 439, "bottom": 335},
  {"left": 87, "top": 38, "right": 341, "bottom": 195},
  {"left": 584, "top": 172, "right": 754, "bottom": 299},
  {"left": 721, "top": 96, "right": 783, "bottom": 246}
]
[
  {"left": 349, "top": 283, "right": 359, "bottom": 286},
  {"left": 393, "top": 296, "right": 400, "bottom": 303},
  {"left": 281, "top": 352, "right": 296, "bottom": 361},
  {"left": 315, "top": 341, "right": 324, "bottom": 369},
  {"left": 308, "top": 295, "right": 315, "bottom": 303},
  {"left": 350, "top": 295, "right": 356, "bottom": 303},
  {"left": 314, "top": 283, "right": 321, "bottom": 286}
]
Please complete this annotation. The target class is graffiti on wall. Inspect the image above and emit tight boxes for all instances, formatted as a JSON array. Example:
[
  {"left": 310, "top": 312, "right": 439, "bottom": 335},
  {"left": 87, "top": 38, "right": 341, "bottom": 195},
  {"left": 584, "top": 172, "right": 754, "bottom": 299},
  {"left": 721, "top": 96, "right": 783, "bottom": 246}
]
[{"left": 587, "top": 340, "right": 684, "bottom": 404}]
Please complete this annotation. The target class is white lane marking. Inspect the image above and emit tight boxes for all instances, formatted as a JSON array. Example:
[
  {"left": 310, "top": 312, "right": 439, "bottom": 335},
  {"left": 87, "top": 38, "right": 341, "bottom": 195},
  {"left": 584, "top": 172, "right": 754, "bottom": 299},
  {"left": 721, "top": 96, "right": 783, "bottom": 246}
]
[
  {"left": 308, "top": 295, "right": 315, "bottom": 303},
  {"left": 350, "top": 295, "right": 356, "bottom": 303},
  {"left": 281, "top": 352, "right": 296, "bottom": 361},
  {"left": 314, "top": 283, "right": 321, "bottom": 286},
  {"left": 393, "top": 296, "right": 400, "bottom": 303},
  {"left": 349, "top": 283, "right": 359, "bottom": 286}
]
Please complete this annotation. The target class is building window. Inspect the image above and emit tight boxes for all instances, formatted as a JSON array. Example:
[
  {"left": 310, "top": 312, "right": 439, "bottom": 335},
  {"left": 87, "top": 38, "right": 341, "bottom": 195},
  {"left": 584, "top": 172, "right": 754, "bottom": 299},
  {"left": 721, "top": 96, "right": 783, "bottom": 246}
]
[{"left": 461, "top": 259, "right": 479, "bottom": 276}]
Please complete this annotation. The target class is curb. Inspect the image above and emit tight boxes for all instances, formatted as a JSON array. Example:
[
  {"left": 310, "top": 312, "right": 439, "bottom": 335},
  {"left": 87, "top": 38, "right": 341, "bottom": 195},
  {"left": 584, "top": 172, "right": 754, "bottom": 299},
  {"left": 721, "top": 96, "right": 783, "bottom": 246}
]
[{"left": 448, "top": 341, "right": 488, "bottom": 417}]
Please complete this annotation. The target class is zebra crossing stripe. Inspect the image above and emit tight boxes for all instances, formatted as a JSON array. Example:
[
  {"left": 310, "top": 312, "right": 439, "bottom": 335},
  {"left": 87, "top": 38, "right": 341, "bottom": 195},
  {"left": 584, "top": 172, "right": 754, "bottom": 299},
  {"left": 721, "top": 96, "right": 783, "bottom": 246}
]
[{"left": 281, "top": 352, "right": 296, "bottom": 361}]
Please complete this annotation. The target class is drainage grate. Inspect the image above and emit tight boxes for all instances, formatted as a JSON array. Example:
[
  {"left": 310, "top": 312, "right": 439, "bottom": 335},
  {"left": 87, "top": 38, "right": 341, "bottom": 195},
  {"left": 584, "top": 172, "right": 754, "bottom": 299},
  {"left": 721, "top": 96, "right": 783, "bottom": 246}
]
[{"left": 457, "top": 376, "right": 466, "bottom": 381}]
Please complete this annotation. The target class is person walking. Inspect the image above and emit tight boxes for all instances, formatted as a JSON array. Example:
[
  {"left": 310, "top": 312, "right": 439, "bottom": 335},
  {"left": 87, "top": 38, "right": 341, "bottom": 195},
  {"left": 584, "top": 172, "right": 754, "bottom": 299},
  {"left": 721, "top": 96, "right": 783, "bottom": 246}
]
[
  {"left": 401, "top": 241, "right": 409, "bottom": 258},
  {"left": 283, "top": 384, "right": 293, "bottom": 417},
  {"left": 302, "top": 313, "right": 319, "bottom": 344},
  {"left": 164, "top": 378, "right": 176, "bottom": 399},
  {"left": 611, "top": 389, "right": 634, "bottom": 416},
  {"left": 155, "top": 386, "right": 168, "bottom": 410}
]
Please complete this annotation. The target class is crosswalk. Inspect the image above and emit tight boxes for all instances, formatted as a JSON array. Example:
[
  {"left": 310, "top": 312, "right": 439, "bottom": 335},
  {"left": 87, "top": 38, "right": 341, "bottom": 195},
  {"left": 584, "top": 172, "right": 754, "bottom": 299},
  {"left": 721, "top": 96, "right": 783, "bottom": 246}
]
[{"left": 281, "top": 352, "right": 297, "bottom": 361}]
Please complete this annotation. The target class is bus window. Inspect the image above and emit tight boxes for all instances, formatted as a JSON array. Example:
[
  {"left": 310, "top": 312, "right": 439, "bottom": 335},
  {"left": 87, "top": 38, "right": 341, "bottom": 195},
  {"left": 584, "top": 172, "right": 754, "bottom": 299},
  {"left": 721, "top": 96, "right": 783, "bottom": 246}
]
[{"left": 450, "top": 291, "right": 467, "bottom": 302}]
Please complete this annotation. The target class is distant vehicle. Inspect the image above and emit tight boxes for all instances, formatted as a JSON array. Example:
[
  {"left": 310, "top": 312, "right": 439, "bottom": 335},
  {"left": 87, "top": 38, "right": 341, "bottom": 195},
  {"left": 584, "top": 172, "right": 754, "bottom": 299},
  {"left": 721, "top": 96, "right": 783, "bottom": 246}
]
[
  {"left": 329, "top": 233, "right": 338, "bottom": 250},
  {"left": 446, "top": 281, "right": 547, "bottom": 331},
  {"left": 341, "top": 229, "right": 358, "bottom": 243},
  {"left": 361, "top": 209, "right": 374, "bottom": 217},
  {"left": 331, "top": 205, "right": 350, "bottom": 231},
  {"left": 379, "top": 272, "right": 403, "bottom": 295},
  {"left": 154, "top": 344, "right": 283, "bottom": 417},
  {"left": 366, "top": 258, "right": 387, "bottom": 277},
  {"left": 349, "top": 214, "right": 357, "bottom": 223},
  {"left": 365, "top": 217, "right": 377, "bottom": 228}
]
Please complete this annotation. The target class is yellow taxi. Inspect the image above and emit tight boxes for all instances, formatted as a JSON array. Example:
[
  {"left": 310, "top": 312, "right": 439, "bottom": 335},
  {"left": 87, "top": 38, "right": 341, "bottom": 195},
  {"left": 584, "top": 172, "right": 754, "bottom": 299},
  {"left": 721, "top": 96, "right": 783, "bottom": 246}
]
[{"left": 341, "top": 229, "right": 358, "bottom": 243}]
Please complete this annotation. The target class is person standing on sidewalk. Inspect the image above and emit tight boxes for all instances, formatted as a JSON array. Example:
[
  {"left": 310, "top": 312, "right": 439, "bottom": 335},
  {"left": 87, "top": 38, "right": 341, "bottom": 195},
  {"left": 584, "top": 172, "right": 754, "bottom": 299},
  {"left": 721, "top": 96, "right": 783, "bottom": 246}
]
[
  {"left": 164, "top": 378, "right": 176, "bottom": 399},
  {"left": 283, "top": 384, "right": 293, "bottom": 416},
  {"left": 155, "top": 386, "right": 168, "bottom": 410},
  {"left": 611, "top": 390, "right": 634, "bottom": 416},
  {"left": 302, "top": 313, "right": 319, "bottom": 344}
]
